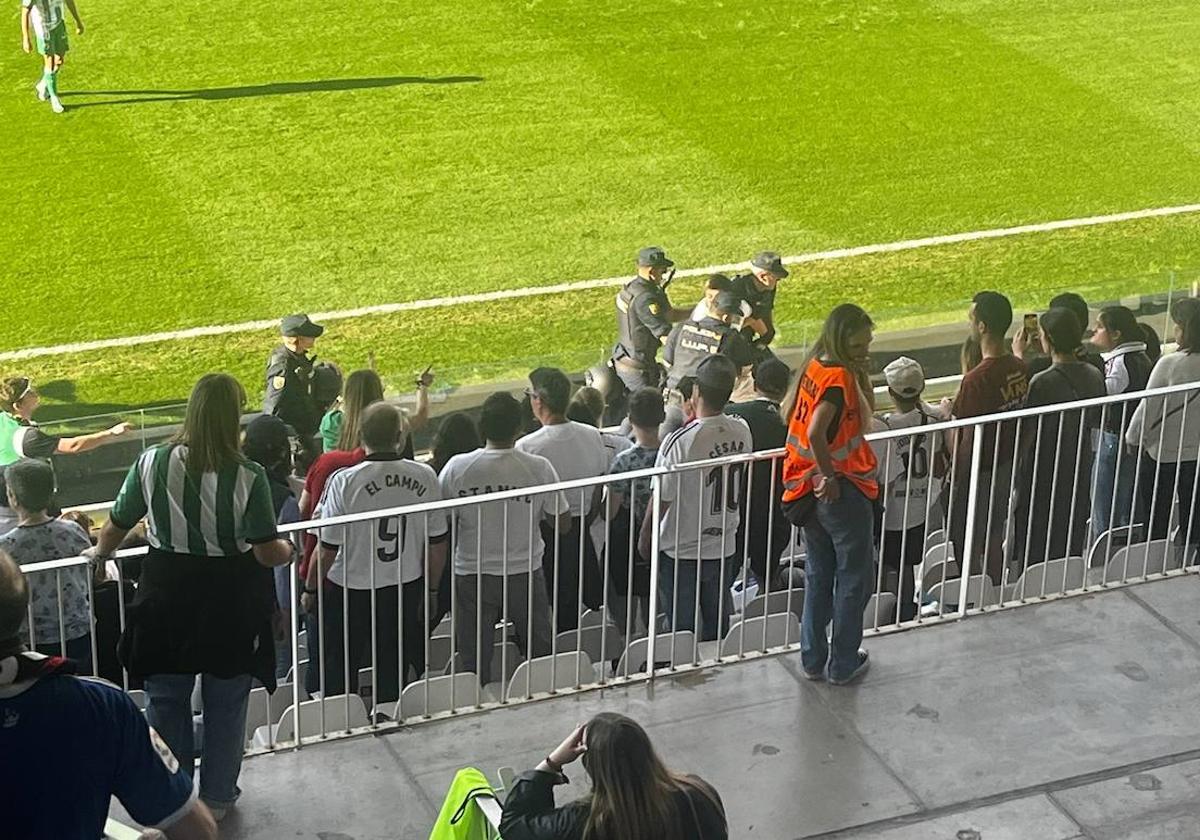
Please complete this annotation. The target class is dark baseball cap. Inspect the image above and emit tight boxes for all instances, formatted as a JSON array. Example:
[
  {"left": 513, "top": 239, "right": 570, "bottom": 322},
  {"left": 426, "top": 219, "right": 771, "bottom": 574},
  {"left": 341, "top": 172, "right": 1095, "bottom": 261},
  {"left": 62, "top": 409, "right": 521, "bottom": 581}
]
[
  {"left": 637, "top": 246, "right": 675, "bottom": 269},
  {"left": 751, "top": 251, "right": 789, "bottom": 279},
  {"left": 753, "top": 356, "right": 791, "bottom": 398},
  {"left": 243, "top": 414, "right": 292, "bottom": 459},
  {"left": 695, "top": 355, "right": 738, "bottom": 392},
  {"left": 281, "top": 314, "right": 324, "bottom": 338},
  {"left": 713, "top": 290, "right": 744, "bottom": 317}
]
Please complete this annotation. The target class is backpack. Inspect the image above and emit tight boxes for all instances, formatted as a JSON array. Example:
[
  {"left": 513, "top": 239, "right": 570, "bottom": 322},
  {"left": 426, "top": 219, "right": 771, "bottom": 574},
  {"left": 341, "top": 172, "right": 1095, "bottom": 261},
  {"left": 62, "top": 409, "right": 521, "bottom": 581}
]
[{"left": 428, "top": 767, "right": 498, "bottom": 840}]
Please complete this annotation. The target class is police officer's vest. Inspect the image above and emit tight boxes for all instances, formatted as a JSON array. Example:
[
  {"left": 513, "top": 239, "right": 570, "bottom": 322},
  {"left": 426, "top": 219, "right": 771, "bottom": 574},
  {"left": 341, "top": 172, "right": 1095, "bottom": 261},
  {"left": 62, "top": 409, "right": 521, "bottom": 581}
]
[
  {"left": 782, "top": 359, "right": 879, "bottom": 502},
  {"left": 0, "top": 412, "right": 22, "bottom": 466},
  {"left": 614, "top": 280, "right": 658, "bottom": 366},
  {"left": 667, "top": 319, "right": 731, "bottom": 388}
]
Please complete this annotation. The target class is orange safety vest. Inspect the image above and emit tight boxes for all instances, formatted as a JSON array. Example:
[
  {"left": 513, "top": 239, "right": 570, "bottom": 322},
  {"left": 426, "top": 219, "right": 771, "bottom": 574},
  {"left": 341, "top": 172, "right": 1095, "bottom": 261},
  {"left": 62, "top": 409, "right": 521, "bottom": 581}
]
[{"left": 782, "top": 359, "right": 879, "bottom": 502}]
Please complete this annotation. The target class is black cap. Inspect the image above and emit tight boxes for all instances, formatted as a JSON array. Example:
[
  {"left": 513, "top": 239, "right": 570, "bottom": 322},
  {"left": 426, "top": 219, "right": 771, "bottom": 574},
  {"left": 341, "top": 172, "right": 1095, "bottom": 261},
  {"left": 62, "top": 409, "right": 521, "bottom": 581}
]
[
  {"left": 751, "top": 251, "right": 789, "bottom": 279},
  {"left": 712, "top": 291, "right": 744, "bottom": 317},
  {"left": 244, "top": 414, "right": 291, "bottom": 457},
  {"left": 753, "top": 357, "right": 791, "bottom": 398},
  {"left": 281, "top": 314, "right": 324, "bottom": 338},
  {"left": 695, "top": 355, "right": 738, "bottom": 392},
  {"left": 637, "top": 246, "right": 675, "bottom": 269}
]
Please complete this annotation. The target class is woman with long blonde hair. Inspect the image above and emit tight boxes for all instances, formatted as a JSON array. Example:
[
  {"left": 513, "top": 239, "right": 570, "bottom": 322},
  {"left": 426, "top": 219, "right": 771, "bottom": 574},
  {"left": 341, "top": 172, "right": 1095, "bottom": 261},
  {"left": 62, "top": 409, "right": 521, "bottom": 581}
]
[{"left": 500, "top": 712, "right": 727, "bottom": 839}]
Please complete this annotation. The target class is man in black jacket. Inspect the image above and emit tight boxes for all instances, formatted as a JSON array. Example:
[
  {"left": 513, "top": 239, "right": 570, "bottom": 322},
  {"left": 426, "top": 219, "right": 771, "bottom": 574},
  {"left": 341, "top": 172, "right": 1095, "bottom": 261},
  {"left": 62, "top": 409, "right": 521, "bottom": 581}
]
[{"left": 726, "top": 356, "right": 792, "bottom": 588}]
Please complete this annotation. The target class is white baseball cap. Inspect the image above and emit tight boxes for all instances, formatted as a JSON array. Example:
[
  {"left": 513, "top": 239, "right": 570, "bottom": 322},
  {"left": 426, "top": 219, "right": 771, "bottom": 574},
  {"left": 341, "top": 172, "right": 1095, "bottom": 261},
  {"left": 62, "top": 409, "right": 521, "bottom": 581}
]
[{"left": 883, "top": 356, "right": 925, "bottom": 398}]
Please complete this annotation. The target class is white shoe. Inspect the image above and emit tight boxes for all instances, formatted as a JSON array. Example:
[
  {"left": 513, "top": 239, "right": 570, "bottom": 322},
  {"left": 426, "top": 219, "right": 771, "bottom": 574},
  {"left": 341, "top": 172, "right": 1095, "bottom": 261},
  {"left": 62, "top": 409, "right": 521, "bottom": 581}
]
[
  {"left": 49, "top": 96, "right": 65, "bottom": 114},
  {"left": 35, "top": 80, "right": 47, "bottom": 101}
]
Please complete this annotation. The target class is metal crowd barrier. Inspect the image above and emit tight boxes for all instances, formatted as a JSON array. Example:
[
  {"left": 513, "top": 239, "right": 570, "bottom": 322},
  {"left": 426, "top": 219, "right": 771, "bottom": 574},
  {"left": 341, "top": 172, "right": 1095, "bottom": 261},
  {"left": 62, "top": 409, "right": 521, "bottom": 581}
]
[{"left": 15, "top": 378, "right": 1200, "bottom": 753}]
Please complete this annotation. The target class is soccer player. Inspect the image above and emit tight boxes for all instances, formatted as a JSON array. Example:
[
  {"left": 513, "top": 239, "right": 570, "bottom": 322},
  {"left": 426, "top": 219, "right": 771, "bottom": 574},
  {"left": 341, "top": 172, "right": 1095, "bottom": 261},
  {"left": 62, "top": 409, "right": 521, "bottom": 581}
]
[{"left": 20, "top": 0, "right": 84, "bottom": 114}]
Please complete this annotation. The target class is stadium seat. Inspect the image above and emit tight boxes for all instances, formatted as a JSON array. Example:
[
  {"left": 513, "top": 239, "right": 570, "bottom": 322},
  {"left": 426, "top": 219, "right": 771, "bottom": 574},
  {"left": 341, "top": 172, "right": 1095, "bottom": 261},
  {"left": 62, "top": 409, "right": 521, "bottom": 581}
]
[
  {"left": 284, "top": 658, "right": 309, "bottom": 688},
  {"left": 615, "top": 631, "right": 698, "bottom": 676},
  {"left": 925, "top": 575, "right": 998, "bottom": 612},
  {"left": 863, "top": 592, "right": 898, "bottom": 628},
  {"left": 505, "top": 652, "right": 596, "bottom": 700},
  {"left": 392, "top": 673, "right": 495, "bottom": 719},
  {"left": 126, "top": 689, "right": 147, "bottom": 711},
  {"left": 1007, "top": 557, "right": 1086, "bottom": 600},
  {"left": 924, "top": 529, "right": 947, "bottom": 552},
  {"left": 1085, "top": 525, "right": 1143, "bottom": 568},
  {"left": 441, "top": 642, "right": 523, "bottom": 684},
  {"left": 252, "top": 694, "right": 370, "bottom": 748},
  {"left": 923, "top": 542, "right": 954, "bottom": 567},
  {"left": 741, "top": 588, "right": 804, "bottom": 621},
  {"left": 919, "top": 558, "right": 961, "bottom": 595},
  {"left": 719, "top": 613, "right": 800, "bottom": 656},
  {"left": 1101, "top": 539, "right": 1186, "bottom": 582},
  {"left": 578, "top": 608, "right": 609, "bottom": 630},
  {"left": 554, "top": 624, "right": 625, "bottom": 667}
]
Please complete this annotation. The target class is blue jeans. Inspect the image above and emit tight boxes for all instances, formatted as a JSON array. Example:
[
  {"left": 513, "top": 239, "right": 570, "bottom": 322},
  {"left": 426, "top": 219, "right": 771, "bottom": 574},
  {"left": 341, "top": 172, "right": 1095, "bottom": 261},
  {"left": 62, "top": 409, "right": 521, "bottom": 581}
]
[
  {"left": 145, "top": 672, "right": 252, "bottom": 808},
  {"left": 800, "top": 480, "right": 875, "bottom": 681},
  {"left": 658, "top": 554, "right": 736, "bottom": 642},
  {"left": 1092, "top": 430, "right": 1137, "bottom": 538}
]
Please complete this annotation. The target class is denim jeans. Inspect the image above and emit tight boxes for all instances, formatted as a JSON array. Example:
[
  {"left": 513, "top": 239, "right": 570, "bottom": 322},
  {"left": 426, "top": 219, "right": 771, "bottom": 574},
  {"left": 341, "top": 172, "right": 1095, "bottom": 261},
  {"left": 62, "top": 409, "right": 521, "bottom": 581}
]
[
  {"left": 800, "top": 480, "right": 875, "bottom": 681},
  {"left": 145, "top": 672, "right": 252, "bottom": 808},
  {"left": 1092, "top": 430, "right": 1137, "bottom": 538},
  {"left": 658, "top": 554, "right": 736, "bottom": 642}
]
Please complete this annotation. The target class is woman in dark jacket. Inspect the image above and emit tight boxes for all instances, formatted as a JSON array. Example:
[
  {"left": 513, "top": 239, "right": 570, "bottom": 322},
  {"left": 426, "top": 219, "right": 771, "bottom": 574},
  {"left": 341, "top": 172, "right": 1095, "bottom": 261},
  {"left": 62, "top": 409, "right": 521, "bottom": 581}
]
[{"left": 500, "top": 713, "right": 727, "bottom": 840}]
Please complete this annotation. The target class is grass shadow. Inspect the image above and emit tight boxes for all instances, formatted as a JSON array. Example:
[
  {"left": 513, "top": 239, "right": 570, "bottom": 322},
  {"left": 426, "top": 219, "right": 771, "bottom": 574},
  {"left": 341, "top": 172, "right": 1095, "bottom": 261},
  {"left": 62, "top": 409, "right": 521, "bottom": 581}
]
[{"left": 62, "top": 75, "right": 484, "bottom": 108}]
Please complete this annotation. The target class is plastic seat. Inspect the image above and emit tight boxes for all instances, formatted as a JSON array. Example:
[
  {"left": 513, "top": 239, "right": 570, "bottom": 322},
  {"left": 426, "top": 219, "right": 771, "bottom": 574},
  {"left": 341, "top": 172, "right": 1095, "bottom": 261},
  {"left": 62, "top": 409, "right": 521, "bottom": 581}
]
[
  {"left": 925, "top": 575, "right": 998, "bottom": 611},
  {"left": 441, "top": 642, "right": 523, "bottom": 683},
  {"left": 126, "top": 689, "right": 148, "bottom": 711},
  {"left": 615, "top": 631, "right": 698, "bottom": 676},
  {"left": 554, "top": 625, "right": 625, "bottom": 666},
  {"left": 863, "top": 592, "right": 898, "bottom": 628},
  {"left": 1009, "top": 557, "right": 1085, "bottom": 599},
  {"left": 924, "top": 529, "right": 947, "bottom": 552},
  {"left": 719, "top": 613, "right": 800, "bottom": 656},
  {"left": 1103, "top": 540, "right": 1184, "bottom": 582},
  {"left": 252, "top": 694, "right": 370, "bottom": 748},
  {"left": 919, "top": 559, "right": 960, "bottom": 595},
  {"left": 741, "top": 588, "right": 804, "bottom": 621},
  {"left": 505, "top": 652, "right": 596, "bottom": 700},
  {"left": 1085, "top": 525, "right": 1143, "bottom": 569},
  {"left": 392, "top": 673, "right": 494, "bottom": 719}
]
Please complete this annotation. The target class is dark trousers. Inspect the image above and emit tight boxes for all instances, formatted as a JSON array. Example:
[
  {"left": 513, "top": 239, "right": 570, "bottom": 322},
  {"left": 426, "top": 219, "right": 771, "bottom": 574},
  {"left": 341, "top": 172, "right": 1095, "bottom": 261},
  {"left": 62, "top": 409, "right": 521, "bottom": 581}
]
[
  {"left": 1139, "top": 457, "right": 1200, "bottom": 544},
  {"left": 318, "top": 581, "right": 425, "bottom": 704},
  {"left": 881, "top": 524, "right": 925, "bottom": 621},
  {"left": 947, "top": 467, "right": 1011, "bottom": 585},
  {"left": 540, "top": 517, "right": 603, "bottom": 632},
  {"left": 36, "top": 633, "right": 93, "bottom": 674}
]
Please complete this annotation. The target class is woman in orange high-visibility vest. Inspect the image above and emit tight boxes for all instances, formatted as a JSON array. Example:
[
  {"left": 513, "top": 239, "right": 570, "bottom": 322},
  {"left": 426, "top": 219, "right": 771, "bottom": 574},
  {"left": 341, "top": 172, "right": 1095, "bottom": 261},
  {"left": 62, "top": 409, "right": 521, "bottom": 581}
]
[{"left": 782, "top": 304, "right": 879, "bottom": 685}]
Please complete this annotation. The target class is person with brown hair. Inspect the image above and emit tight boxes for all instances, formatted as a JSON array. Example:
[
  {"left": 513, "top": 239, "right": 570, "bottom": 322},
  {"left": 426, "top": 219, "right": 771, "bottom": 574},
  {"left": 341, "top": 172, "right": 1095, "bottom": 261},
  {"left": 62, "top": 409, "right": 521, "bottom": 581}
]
[
  {"left": 0, "top": 375, "right": 131, "bottom": 468},
  {"left": 89, "top": 372, "right": 294, "bottom": 821},
  {"left": 500, "top": 712, "right": 727, "bottom": 839}
]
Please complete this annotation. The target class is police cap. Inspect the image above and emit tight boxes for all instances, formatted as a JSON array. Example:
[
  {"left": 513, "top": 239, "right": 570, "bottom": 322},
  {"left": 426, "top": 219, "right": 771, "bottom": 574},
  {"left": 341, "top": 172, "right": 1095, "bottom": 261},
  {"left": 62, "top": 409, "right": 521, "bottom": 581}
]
[
  {"left": 281, "top": 314, "right": 325, "bottom": 338},
  {"left": 713, "top": 291, "right": 744, "bottom": 317},
  {"left": 637, "top": 246, "right": 675, "bottom": 269},
  {"left": 751, "top": 251, "right": 789, "bottom": 279}
]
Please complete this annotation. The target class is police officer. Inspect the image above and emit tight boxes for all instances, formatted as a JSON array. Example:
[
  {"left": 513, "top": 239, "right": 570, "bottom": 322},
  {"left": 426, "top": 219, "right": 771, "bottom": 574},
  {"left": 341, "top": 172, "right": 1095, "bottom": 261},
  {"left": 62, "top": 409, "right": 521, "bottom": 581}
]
[
  {"left": 611, "top": 246, "right": 690, "bottom": 392},
  {"left": 731, "top": 251, "right": 789, "bottom": 352},
  {"left": 663, "top": 289, "right": 755, "bottom": 390},
  {"left": 264, "top": 314, "right": 324, "bottom": 459}
]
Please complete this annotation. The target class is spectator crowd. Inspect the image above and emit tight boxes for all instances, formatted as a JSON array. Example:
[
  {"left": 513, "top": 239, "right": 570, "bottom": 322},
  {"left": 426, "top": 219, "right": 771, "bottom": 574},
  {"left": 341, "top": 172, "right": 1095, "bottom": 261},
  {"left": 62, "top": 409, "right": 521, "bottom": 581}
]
[{"left": 3, "top": 244, "right": 1198, "bottom": 838}]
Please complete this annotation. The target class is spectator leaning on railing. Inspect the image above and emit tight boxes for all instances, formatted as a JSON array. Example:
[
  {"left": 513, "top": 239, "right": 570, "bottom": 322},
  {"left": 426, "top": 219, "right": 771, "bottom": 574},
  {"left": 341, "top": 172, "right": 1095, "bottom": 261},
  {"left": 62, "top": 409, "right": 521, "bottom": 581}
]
[
  {"left": 499, "top": 712, "right": 727, "bottom": 840},
  {"left": 0, "top": 550, "right": 219, "bottom": 840},
  {"left": 90, "top": 372, "right": 295, "bottom": 821},
  {"left": 0, "top": 375, "right": 131, "bottom": 467},
  {"left": 1126, "top": 297, "right": 1200, "bottom": 544}
]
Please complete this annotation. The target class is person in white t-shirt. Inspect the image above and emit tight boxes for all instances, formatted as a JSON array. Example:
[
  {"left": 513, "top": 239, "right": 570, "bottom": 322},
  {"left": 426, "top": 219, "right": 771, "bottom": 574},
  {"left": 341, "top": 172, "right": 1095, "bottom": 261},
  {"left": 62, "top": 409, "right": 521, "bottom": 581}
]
[
  {"left": 306, "top": 403, "right": 448, "bottom": 703},
  {"left": 440, "top": 392, "right": 569, "bottom": 685},
  {"left": 516, "top": 368, "right": 611, "bottom": 632},
  {"left": 639, "top": 356, "right": 752, "bottom": 641},
  {"left": 872, "top": 357, "right": 946, "bottom": 621}
]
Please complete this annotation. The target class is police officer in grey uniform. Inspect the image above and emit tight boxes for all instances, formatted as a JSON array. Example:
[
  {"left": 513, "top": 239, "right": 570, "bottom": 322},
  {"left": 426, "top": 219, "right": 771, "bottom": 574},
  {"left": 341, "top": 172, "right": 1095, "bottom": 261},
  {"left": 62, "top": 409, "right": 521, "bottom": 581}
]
[
  {"left": 730, "top": 251, "right": 789, "bottom": 354},
  {"left": 611, "top": 246, "right": 690, "bottom": 392},
  {"left": 663, "top": 290, "right": 756, "bottom": 390},
  {"left": 264, "top": 314, "right": 324, "bottom": 459}
]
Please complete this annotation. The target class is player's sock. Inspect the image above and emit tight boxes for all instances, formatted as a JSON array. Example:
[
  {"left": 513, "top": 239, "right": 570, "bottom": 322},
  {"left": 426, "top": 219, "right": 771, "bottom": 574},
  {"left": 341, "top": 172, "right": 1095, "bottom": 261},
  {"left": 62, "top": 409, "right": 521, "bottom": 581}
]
[{"left": 44, "top": 69, "right": 58, "bottom": 99}]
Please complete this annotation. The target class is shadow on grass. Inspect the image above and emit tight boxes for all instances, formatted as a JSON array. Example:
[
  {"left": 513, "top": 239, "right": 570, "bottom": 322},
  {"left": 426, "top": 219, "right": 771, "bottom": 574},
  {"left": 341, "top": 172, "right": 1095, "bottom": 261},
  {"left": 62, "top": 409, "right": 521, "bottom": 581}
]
[
  {"left": 62, "top": 74, "right": 484, "bottom": 107},
  {"left": 34, "top": 380, "right": 189, "bottom": 428}
]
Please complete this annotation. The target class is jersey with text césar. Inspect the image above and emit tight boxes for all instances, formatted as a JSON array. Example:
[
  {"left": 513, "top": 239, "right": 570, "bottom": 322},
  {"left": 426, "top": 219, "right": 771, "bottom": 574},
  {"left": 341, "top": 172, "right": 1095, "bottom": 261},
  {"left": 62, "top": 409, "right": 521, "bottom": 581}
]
[
  {"left": 438, "top": 448, "right": 569, "bottom": 576},
  {"left": 319, "top": 455, "right": 446, "bottom": 588},
  {"left": 872, "top": 404, "right": 945, "bottom": 532},
  {"left": 515, "top": 422, "right": 610, "bottom": 517},
  {"left": 657, "top": 414, "right": 753, "bottom": 560}
]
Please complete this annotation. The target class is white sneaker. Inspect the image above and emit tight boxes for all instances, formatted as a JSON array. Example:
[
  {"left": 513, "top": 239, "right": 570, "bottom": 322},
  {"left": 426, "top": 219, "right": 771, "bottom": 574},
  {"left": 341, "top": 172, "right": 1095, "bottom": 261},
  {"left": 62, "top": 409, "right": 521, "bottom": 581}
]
[
  {"left": 49, "top": 96, "right": 65, "bottom": 114},
  {"left": 35, "top": 80, "right": 47, "bottom": 101}
]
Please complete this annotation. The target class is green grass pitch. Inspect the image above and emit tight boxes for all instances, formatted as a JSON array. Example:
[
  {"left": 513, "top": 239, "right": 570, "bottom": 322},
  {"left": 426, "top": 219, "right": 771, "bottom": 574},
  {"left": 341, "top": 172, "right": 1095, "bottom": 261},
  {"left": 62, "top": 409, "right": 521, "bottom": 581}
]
[{"left": 2, "top": 0, "right": 1199, "bottom": 420}]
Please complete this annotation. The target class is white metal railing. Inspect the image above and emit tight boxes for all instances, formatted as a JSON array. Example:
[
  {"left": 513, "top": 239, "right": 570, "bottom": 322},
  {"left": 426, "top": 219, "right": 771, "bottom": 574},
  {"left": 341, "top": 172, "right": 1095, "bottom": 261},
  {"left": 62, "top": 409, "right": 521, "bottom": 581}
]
[{"left": 15, "top": 377, "right": 1200, "bottom": 754}]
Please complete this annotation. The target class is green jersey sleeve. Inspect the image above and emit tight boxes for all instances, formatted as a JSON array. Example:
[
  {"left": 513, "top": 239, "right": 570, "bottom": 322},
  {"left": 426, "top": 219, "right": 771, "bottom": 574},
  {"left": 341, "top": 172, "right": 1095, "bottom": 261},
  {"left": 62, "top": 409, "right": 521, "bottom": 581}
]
[{"left": 110, "top": 455, "right": 149, "bottom": 531}]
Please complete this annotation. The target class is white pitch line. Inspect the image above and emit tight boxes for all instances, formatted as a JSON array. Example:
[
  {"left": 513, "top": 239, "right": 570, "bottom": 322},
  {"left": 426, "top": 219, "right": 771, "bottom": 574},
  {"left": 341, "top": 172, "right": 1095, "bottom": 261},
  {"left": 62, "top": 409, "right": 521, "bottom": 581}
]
[{"left": 5, "top": 202, "right": 1199, "bottom": 362}]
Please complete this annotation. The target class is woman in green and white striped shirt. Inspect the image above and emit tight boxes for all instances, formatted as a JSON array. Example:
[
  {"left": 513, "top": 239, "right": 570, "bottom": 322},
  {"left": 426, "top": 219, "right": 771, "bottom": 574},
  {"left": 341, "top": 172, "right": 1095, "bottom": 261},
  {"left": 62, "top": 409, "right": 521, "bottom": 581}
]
[{"left": 93, "top": 373, "right": 293, "bottom": 819}]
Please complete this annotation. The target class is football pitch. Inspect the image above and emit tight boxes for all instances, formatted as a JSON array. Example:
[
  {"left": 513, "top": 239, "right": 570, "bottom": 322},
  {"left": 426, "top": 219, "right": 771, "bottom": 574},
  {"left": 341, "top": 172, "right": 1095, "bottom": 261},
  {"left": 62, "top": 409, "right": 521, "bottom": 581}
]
[{"left": 2, "top": 0, "right": 1199, "bottom": 420}]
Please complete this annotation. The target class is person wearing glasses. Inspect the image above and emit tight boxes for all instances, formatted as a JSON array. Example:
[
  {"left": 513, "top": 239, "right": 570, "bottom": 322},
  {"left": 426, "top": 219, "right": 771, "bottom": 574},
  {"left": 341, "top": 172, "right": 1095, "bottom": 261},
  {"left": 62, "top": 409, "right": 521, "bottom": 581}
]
[{"left": 0, "top": 376, "right": 131, "bottom": 468}]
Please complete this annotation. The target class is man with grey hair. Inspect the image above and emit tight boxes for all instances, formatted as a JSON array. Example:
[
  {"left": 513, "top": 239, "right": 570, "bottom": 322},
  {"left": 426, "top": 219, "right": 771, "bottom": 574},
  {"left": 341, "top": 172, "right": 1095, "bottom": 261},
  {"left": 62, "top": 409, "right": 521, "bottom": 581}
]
[
  {"left": 0, "top": 550, "right": 218, "bottom": 839},
  {"left": 731, "top": 250, "right": 789, "bottom": 352}
]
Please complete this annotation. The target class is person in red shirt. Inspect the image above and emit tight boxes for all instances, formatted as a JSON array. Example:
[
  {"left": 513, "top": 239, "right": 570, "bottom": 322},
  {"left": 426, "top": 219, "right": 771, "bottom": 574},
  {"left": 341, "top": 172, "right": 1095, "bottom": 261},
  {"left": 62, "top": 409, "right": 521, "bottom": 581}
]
[{"left": 946, "top": 291, "right": 1029, "bottom": 585}]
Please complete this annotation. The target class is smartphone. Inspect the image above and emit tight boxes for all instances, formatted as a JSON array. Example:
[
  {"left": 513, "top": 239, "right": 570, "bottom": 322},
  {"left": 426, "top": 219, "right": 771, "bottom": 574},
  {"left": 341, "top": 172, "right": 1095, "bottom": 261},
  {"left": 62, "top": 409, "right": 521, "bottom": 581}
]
[{"left": 1024, "top": 313, "right": 1039, "bottom": 343}]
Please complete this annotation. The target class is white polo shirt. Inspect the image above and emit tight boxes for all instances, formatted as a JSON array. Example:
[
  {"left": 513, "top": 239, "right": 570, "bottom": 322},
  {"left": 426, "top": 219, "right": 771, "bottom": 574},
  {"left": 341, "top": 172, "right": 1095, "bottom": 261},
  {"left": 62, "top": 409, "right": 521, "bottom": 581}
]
[
  {"left": 515, "top": 421, "right": 610, "bottom": 517},
  {"left": 657, "top": 414, "right": 753, "bottom": 561},
  {"left": 439, "top": 447, "right": 569, "bottom": 576},
  {"left": 319, "top": 454, "right": 447, "bottom": 589}
]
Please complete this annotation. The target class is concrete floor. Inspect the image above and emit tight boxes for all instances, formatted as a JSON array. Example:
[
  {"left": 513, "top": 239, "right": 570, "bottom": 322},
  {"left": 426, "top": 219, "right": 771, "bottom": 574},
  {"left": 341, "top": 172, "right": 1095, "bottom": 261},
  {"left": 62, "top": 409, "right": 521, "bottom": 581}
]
[{"left": 118, "top": 575, "right": 1200, "bottom": 839}]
